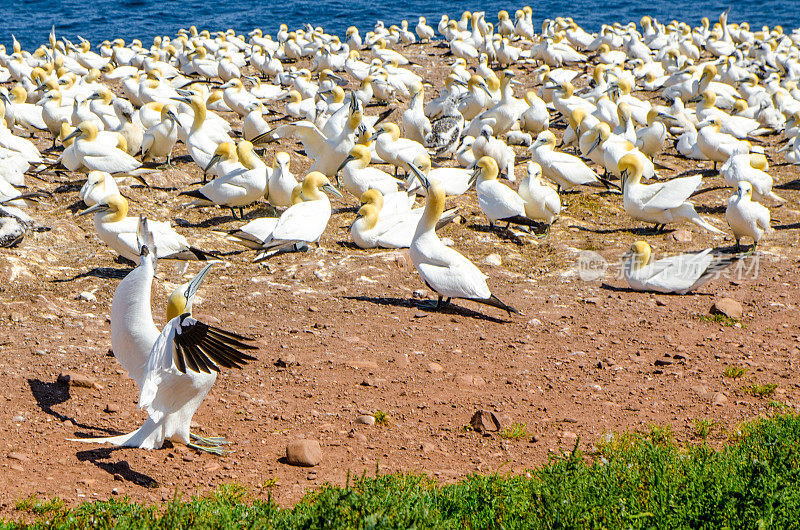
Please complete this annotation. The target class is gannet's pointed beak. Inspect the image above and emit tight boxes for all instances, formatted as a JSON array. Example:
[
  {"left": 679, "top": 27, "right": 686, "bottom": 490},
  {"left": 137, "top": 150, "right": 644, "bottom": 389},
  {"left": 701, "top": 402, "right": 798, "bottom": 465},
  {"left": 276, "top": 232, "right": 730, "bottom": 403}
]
[
  {"left": 204, "top": 153, "right": 222, "bottom": 173},
  {"left": 77, "top": 203, "right": 109, "bottom": 216},
  {"left": 184, "top": 262, "right": 217, "bottom": 304},
  {"left": 322, "top": 183, "right": 343, "bottom": 198},
  {"left": 407, "top": 162, "right": 431, "bottom": 189},
  {"left": 587, "top": 136, "right": 601, "bottom": 155},
  {"left": 336, "top": 153, "right": 355, "bottom": 174}
]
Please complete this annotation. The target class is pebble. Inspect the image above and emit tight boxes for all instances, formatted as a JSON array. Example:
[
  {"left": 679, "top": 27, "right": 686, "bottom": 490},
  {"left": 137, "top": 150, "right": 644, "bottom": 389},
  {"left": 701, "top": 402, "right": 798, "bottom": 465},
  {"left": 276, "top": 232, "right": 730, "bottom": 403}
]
[
  {"left": 77, "top": 291, "right": 97, "bottom": 302},
  {"left": 421, "top": 442, "right": 437, "bottom": 454},
  {"left": 104, "top": 404, "right": 119, "bottom": 413},
  {"left": 57, "top": 371, "right": 101, "bottom": 390},
  {"left": 671, "top": 229, "right": 692, "bottom": 243},
  {"left": 712, "top": 392, "right": 728, "bottom": 406},
  {"left": 561, "top": 431, "right": 578, "bottom": 443},
  {"left": 412, "top": 289, "right": 430, "bottom": 299},
  {"left": 711, "top": 298, "right": 743, "bottom": 320},
  {"left": 285, "top": 439, "right": 322, "bottom": 467},
  {"left": 7, "top": 452, "right": 29, "bottom": 462},
  {"left": 351, "top": 432, "right": 367, "bottom": 443},
  {"left": 355, "top": 414, "right": 375, "bottom": 426},
  {"left": 395, "top": 353, "right": 410, "bottom": 369},
  {"left": 483, "top": 253, "right": 502, "bottom": 266},
  {"left": 454, "top": 374, "right": 486, "bottom": 386},
  {"left": 427, "top": 362, "right": 443, "bottom": 373},
  {"left": 12, "top": 415, "right": 25, "bottom": 422},
  {"left": 275, "top": 354, "right": 297, "bottom": 368},
  {"left": 469, "top": 410, "right": 501, "bottom": 433}
]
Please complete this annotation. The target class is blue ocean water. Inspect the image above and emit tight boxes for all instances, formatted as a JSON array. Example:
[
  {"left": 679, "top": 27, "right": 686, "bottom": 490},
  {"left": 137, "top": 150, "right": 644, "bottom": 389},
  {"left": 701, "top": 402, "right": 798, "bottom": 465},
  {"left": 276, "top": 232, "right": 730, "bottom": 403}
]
[{"left": 2, "top": 0, "right": 798, "bottom": 50}]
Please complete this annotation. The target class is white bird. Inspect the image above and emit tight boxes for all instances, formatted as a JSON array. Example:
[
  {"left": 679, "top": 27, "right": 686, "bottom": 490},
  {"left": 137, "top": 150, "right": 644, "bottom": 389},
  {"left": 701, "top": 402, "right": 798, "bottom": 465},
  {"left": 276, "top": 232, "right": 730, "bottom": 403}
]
[
  {"left": 622, "top": 240, "right": 738, "bottom": 294},
  {"left": 529, "top": 131, "right": 608, "bottom": 192},
  {"left": 141, "top": 104, "right": 178, "bottom": 165},
  {"left": 618, "top": 153, "right": 723, "bottom": 234},
  {"left": 266, "top": 152, "right": 298, "bottom": 209},
  {"left": 720, "top": 151, "right": 785, "bottom": 204},
  {"left": 80, "top": 170, "right": 119, "bottom": 206},
  {"left": 181, "top": 141, "right": 268, "bottom": 218},
  {"left": 407, "top": 163, "right": 519, "bottom": 315},
  {"left": 254, "top": 172, "right": 342, "bottom": 260},
  {"left": 518, "top": 162, "right": 561, "bottom": 226},
  {"left": 78, "top": 194, "right": 218, "bottom": 263},
  {"left": 336, "top": 144, "right": 399, "bottom": 198},
  {"left": 472, "top": 156, "right": 542, "bottom": 230},
  {"left": 72, "top": 222, "right": 256, "bottom": 452},
  {"left": 726, "top": 181, "right": 772, "bottom": 251}
]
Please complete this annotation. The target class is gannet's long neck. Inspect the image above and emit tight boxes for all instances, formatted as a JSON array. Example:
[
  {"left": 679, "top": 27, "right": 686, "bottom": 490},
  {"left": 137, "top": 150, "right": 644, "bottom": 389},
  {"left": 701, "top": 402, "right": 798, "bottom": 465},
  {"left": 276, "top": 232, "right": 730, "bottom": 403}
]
[
  {"left": 109, "top": 255, "right": 160, "bottom": 388},
  {"left": 416, "top": 182, "right": 445, "bottom": 237}
]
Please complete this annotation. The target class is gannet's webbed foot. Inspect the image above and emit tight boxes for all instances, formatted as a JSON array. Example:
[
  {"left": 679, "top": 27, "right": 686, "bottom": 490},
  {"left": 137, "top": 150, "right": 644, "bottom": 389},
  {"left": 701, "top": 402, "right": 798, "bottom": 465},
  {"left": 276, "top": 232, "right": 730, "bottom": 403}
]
[
  {"left": 188, "top": 442, "right": 229, "bottom": 455},
  {"left": 190, "top": 432, "right": 229, "bottom": 446}
]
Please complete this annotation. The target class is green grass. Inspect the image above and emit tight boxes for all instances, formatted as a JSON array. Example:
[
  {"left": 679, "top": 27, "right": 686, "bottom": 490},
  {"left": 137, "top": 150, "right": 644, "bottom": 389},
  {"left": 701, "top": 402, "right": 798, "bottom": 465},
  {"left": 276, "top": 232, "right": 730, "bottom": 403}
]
[
  {"left": 744, "top": 383, "right": 778, "bottom": 397},
  {"left": 7, "top": 414, "right": 800, "bottom": 528},
  {"left": 697, "top": 313, "right": 740, "bottom": 327},
  {"left": 500, "top": 422, "right": 529, "bottom": 440},
  {"left": 373, "top": 410, "right": 389, "bottom": 426},
  {"left": 723, "top": 365, "right": 749, "bottom": 379},
  {"left": 693, "top": 419, "right": 715, "bottom": 441}
]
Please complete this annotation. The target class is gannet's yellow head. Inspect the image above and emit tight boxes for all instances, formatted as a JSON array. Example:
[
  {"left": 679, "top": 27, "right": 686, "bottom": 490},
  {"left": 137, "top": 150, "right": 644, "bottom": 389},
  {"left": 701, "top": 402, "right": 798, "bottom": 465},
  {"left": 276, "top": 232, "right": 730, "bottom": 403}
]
[
  {"left": 473, "top": 156, "right": 500, "bottom": 183},
  {"left": 301, "top": 171, "right": 342, "bottom": 201},
  {"left": 627, "top": 241, "right": 651, "bottom": 270},
  {"left": 66, "top": 121, "right": 100, "bottom": 142},
  {"left": 166, "top": 262, "right": 217, "bottom": 321},
  {"left": 378, "top": 122, "right": 400, "bottom": 140},
  {"left": 78, "top": 193, "right": 129, "bottom": 222},
  {"left": 532, "top": 130, "right": 557, "bottom": 149},
  {"left": 618, "top": 153, "right": 643, "bottom": 186},
  {"left": 355, "top": 203, "right": 380, "bottom": 230},
  {"left": 359, "top": 188, "right": 384, "bottom": 209},
  {"left": 237, "top": 140, "right": 259, "bottom": 169}
]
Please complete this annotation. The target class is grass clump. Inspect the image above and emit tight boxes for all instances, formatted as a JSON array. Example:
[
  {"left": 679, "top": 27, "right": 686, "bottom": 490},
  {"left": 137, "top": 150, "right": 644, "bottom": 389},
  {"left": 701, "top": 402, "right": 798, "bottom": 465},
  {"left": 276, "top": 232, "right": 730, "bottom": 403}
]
[
  {"left": 373, "top": 410, "right": 389, "bottom": 426},
  {"left": 500, "top": 422, "right": 529, "bottom": 440},
  {"left": 697, "top": 313, "right": 740, "bottom": 327},
  {"left": 723, "top": 365, "right": 748, "bottom": 379},
  {"left": 693, "top": 419, "right": 716, "bottom": 441},
  {"left": 8, "top": 414, "right": 800, "bottom": 528},
  {"left": 744, "top": 383, "right": 778, "bottom": 397}
]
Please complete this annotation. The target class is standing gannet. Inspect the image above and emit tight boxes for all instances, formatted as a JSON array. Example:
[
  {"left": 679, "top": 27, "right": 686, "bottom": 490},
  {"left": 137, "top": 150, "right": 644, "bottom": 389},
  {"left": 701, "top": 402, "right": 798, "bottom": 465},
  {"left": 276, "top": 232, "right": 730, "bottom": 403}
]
[
  {"left": 725, "top": 181, "right": 771, "bottom": 251},
  {"left": 618, "top": 153, "right": 723, "bottom": 234},
  {"left": 141, "top": 104, "right": 179, "bottom": 166},
  {"left": 472, "top": 156, "right": 541, "bottom": 230},
  {"left": 181, "top": 140, "right": 268, "bottom": 219},
  {"left": 529, "top": 131, "right": 607, "bottom": 192},
  {"left": 518, "top": 162, "right": 561, "bottom": 226},
  {"left": 73, "top": 224, "right": 256, "bottom": 452},
  {"left": 78, "top": 194, "right": 218, "bottom": 263},
  {"left": 401, "top": 82, "right": 431, "bottom": 144},
  {"left": 370, "top": 122, "right": 427, "bottom": 176},
  {"left": 173, "top": 94, "right": 233, "bottom": 176},
  {"left": 254, "top": 172, "right": 342, "bottom": 261},
  {"left": 424, "top": 93, "right": 464, "bottom": 158},
  {"left": 622, "top": 241, "right": 738, "bottom": 294},
  {"left": 407, "top": 162, "right": 518, "bottom": 315},
  {"left": 416, "top": 17, "right": 435, "bottom": 42}
]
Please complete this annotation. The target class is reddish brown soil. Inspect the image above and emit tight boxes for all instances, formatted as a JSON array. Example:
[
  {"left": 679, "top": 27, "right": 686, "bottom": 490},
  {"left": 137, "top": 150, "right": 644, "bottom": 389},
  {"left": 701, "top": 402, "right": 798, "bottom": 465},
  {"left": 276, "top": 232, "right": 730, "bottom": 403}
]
[{"left": 1, "top": 41, "right": 799, "bottom": 516}]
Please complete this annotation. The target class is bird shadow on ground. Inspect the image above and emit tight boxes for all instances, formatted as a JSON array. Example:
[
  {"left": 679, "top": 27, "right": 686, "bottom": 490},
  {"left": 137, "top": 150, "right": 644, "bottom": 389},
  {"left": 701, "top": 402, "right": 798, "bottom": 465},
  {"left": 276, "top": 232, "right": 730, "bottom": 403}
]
[
  {"left": 776, "top": 179, "right": 800, "bottom": 191},
  {"left": 75, "top": 448, "right": 159, "bottom": 488},
  {"left": 51, "top": 266, "right": 133, "bottom": 283},
  {"left": 27, "top": 379, "right": 121, "bottom": 435},
  {"left": 696, "top": 204, "right": 726, "bottom": 215},
  {"left": 599, "top": 283, "right": 714, "bottom": 296},
  {"left": 690, "top": 185, "right": 727, "bottom": 197},
  {"left": 174, "top": 215, "right": 236, "bottom": 229},
  {"left": 345, "top": 295, "right": 510, "bottom": 323},
  {"left": 52, "top": 180, "right": 84, "bottom": 194},
  {"left": 570, "top": 224, "right": 666, "bottom": 236},
  {"left": 467, "top": 223, "right": 529, "bottom": 244},
  {"left": 774, "top": 222, "right": 800, "bottom": 231},
  {"left": 333, "top": 206, "right": 359, "bottom": 215}
]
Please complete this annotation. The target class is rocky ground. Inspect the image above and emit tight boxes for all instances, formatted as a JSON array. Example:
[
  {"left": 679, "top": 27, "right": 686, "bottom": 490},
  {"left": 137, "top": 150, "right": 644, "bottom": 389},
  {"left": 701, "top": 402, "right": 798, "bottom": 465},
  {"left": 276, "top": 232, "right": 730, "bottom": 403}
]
[{"left": 1, "top": 41, "right": 800, "bottom": 515}]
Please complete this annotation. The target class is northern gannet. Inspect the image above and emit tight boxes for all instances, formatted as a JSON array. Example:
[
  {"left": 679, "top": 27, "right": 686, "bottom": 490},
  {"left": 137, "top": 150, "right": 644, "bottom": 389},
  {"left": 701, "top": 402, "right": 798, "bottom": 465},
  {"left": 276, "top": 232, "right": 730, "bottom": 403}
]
[
  {"left": 518, "top": 162, "right": 561, "bottom": 226},
  {"left": 622, "top": 241, "right": 737, "bottom": 294},
  {"left": 408, "top": 163, "right": 518, "bottom": 315},
  {"left": 725, "top": 181, "right": 772, "bottom": 251},
  {"left": 618, "top": 153, "right": 723, "bottom": 234},
  {"left": 73, "top": 222, "right": 256, "bottom": 452},
  {"left": 78, "top": 194, "right": 218, "bottom": 263}
]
